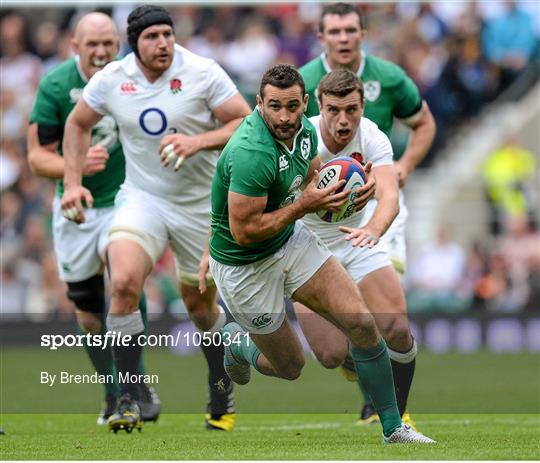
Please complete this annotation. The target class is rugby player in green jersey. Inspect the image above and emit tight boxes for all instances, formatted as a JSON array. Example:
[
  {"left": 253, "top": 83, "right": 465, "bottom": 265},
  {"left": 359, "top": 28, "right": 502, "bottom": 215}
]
[
  {"left": 300, "top": 3, "right": 436, "bottom": 426},
  {"left": 207, "top": 64, "right": 434, "bottom": 444},
  {"left": 27, "top": 12, "right": 159, "bottom": 425}
]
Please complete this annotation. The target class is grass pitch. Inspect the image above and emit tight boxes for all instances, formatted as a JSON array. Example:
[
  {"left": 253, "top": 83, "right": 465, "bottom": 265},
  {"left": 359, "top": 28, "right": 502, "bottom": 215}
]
[
  {"left": 1, "top": 413, "right": 539, "bottom": 460},
  {"left": 1, "top": 347, "right": 539, "bottom": 459}
]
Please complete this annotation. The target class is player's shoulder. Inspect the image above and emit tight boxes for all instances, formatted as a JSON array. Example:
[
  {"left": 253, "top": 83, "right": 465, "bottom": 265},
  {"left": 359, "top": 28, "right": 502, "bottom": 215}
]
[
  {"left": 359, "top": 116, "right": 382, "bottom": 133},
  {"left": 228, "top": 111, "right": 276, "bottom": 156},
  {"left": 39, "top": 57, "right": 77, "bottom": 87},
  {"left": 299, "top": 56, "right": 326, "bottom": 91},
  {"left": 97, "top": 57, "right": 126, "bottom": 79},
  {"left": 363, "top": 54, "right": 408, "bottom": 86}
]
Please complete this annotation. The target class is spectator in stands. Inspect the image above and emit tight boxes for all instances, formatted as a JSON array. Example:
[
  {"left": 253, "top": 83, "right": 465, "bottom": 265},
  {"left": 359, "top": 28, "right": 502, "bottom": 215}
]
[
  {"left": 482, "top": 137, "right": 537, "bottom": 235},
  {"left": 406, "top": 226, "right": 468, "bottom": 312},
  {"left": 222, "top": 18, "right": 278, "bottom": 103},
  {"left": 482, "top": 0, "right": 538, "bottom": 92},
  {"left": 0, "top": 13, "right": 42, "bottom": 114}
]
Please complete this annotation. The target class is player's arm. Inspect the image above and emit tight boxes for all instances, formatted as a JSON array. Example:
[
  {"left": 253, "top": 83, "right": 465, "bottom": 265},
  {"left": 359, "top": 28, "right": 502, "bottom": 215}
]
[
  {"left": 395, "top": 101, "right": 436, "bottom": 187},
  {"left": 27, "top": 123, "right": 109, "bottom": 179},
  {"left": 159, "top": 93, "right": 251, "bottom": 169},
  {"left": 229, "top": 158, "right": 348, "bottom": 246},
  {"left": 61, "top": 99, "right": 104, "bottom": 223},
  {"left": 27, "top": 123, "right": 64, "bottom": 178},
  {"left": 339, "top": 164, "right": 399, "bottom": 248}
]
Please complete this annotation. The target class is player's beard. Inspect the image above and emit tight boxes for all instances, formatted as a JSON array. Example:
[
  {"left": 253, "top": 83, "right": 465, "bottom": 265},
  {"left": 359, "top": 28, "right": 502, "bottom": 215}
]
[{"left": 261, "top": 111, "right": 302, "bottom": 144}]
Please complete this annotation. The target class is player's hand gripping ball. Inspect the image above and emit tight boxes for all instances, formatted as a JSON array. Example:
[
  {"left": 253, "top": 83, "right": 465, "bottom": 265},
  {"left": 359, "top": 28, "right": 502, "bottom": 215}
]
[{"left": 316, "top": 156, "right": 367, "bottom": 222}]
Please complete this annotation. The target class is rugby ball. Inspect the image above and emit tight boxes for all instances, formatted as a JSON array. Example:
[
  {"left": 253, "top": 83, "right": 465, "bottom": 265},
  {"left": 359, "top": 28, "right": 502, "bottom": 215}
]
[{"left": 316, "top": 156, "right": 367, "bottom": 222}]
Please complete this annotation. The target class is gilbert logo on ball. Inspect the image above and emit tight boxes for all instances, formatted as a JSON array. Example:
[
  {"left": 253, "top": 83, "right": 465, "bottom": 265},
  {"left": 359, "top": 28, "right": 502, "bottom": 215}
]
[{"left": 316, "top": 156, "right": 366, "bottom": 223}]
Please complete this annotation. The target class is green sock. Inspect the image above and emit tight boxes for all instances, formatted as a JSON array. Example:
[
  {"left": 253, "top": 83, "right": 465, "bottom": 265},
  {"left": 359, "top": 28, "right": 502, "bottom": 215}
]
[
  {"left": 137, "top": 292, "right": 148, "bottom": 375},
  {"left": 79, "top": 324, "right": 119, "bottom": 398},
  {"left": 230, "top": 334, "right": 262, "bottom": 373},
  {"left": 357, "top": 376, "right": 373, "bottom": 405},
  {"left": 350, "top": 339, "right": 401, "bottom": 437}
]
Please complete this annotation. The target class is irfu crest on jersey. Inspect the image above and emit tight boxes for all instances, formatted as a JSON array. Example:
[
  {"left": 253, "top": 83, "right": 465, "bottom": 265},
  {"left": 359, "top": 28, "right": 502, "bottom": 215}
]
[
  {"left": 300, "top": 136, "right": 311, "bottom": 160},
  {"left": 364, "top": 80, "right": 381, "bottom": 102}
]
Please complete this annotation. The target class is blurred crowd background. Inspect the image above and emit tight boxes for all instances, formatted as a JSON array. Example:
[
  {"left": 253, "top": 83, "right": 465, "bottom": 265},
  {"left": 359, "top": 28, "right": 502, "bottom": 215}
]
[{"left": 1, "top": 1, "right": 539, "bottom": 320}]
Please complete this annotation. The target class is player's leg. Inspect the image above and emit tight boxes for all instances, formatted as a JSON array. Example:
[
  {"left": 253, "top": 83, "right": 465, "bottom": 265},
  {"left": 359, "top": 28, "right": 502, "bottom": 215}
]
[
  {"left": 288, "top": 223, "right": 433, "bottom": 442},
  {"left": 293, "top": 256, "right": 434, "bottom": 443},
  {"left": 105, "top": 189, "right": 167, "bottom": 432},
  {"left": 105, "top": 238, "right": 153, "bottom": 433},
  {"left": 95, "top": 200, "right": 160, "bottom": 424},
  {"left": 291, "top": 256, "right": 402, "bottom": 438},
  {"left": 180, "top": 281, "right": 236, "bottom": 431},
  {"left": 169, "top": 201, "right": 235, "bottom": 431},
  {"left": 51, "top": 198, "right": 119, "bottom": 424},
  {"left": 294, "top": 302, "right": 349, "bottom": 369},
  {"left": 352, "top": 209, "right": 408, "bottom": 422},
  {"left": 69, "top": 279, "right": 119, "bottom": 424},
  {"left": 359, "top": 266, "right": 416, "bottom": 416}
]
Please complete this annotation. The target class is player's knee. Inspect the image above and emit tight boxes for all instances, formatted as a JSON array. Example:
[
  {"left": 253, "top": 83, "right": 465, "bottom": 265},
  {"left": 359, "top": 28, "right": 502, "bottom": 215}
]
[
  {"left": 276, "top": 356, "right": 305, "bottom": 380},
  {"left": 313, "top": 347, "right": 347, "bottom": 369},
  {"left": 342, "top": 312, "right": 378, "bottom": 339},
  {"left": 184, "top": 297, "right": 213, "bottom": 331},
  {"left": 384, "top": 318, "right": 412, "bottom": 352},
  {"left": 76, "top": 311, "right": 103, "bottom": 335},
  {"left": 66, "top": 275, "right": 105, "bottom": 315},
  {"left": 110, "top": 272, "right": 141, "bottom": 309}
]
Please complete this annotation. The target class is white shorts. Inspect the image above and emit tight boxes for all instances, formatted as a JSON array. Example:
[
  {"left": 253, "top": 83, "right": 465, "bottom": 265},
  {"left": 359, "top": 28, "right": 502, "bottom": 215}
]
[
  {"left": 210, "top": 221, "right": 332, "bottom": 335},
  {"left": 360, "top": 193, "right": 408, "bottom": 274},
  {"left": 52, "top": 197, "right": 113, "bottom": 282},
  {"left": 109, "top": 185, "right": 209, "bottom": 282},
  {"left": 325, "top": 235, "right": 391, "bottom": 283}
]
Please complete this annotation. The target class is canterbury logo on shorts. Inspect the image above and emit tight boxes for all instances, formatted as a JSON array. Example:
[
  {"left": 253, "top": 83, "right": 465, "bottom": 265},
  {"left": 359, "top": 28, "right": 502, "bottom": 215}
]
[{"left": 251, "top": 313, "right": 272, "bottom": 329}]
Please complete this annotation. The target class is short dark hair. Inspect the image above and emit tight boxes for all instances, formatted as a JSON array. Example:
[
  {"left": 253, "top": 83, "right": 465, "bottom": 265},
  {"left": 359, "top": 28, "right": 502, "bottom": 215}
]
[
  {"left": 317, "top": 69, "right": 364, "bottom": 105},
  {"left": 319, "top": 3, "right": 365, "bottom": 33},
  {"left": 127, "top": 5, "right": 173, "bottom": 58},
  {"left": 259, "top": 64, "right": 306, "bottom": 99}
]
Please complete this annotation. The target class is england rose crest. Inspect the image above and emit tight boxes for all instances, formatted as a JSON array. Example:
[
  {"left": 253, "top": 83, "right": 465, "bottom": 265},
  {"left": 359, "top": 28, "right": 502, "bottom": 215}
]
[{"left": 170, "top": 78, "right": 182, "bottom": 94}]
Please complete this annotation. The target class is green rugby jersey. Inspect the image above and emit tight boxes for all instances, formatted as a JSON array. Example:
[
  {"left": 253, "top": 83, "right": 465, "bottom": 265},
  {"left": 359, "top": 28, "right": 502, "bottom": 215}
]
[
  {"left": 210, "top": 109, "right": 318, "bottom": 266},
  {"left": 29, "top": 57, "right": 124, "bottom": 208},
  {"left": 300, "top": 52, "right": 422, "bottom": 140}
]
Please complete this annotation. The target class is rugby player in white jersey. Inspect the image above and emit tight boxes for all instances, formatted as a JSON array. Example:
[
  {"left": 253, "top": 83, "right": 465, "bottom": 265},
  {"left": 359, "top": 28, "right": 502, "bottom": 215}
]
[
  {"left": 61, "top": 5, "right": 251, "bottom": 433},
  {"left": 298, "top": 69, "right": 419, "bottom": 424}
]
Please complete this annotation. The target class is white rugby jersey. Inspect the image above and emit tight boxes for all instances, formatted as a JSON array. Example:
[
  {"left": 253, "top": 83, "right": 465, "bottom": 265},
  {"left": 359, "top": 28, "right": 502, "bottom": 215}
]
[
  {"left": 302, "top": 115, "right": 398, "bottom": 242},
  {"left": 83, "top": 44, "right": 238, "bottom": 204}
]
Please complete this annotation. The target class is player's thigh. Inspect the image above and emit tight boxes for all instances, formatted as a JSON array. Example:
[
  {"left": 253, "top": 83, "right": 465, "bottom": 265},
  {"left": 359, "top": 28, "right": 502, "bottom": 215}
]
[
  {"left": 358, "top": 265, "right": 409, "bottom": 338},
  {"left": 209, "top": 255, "right": 287, "bottom": 335},
  {"left": 294, "top": 302, "right": 348, "bottom": 368},
  {"left": 250, "top": 316, "right": 305, "bottom": 377},
  {"left": 108, "top": 186, "right": 169, "bottom": 266},
  {"left": 292, "top": 256, "right": 370, "bottom": 334},
  {"left": 52, "top": 197, "right": 106, "bottom": 282}
]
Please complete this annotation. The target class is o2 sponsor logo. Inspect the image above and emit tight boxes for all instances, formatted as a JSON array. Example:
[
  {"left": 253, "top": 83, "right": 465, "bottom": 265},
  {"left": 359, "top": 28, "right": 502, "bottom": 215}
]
[{"left": 139, "top": 108, "right": 177, "bottom": 136}]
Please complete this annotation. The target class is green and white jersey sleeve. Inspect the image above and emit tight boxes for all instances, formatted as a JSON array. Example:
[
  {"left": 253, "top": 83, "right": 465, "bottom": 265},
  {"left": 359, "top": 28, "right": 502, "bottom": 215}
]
[
  {"left": 302, "top": 115, "right": 393, "bottom": 242},
  {"left": 210, "top": 109, "right": 318, "bottom": 266}
]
